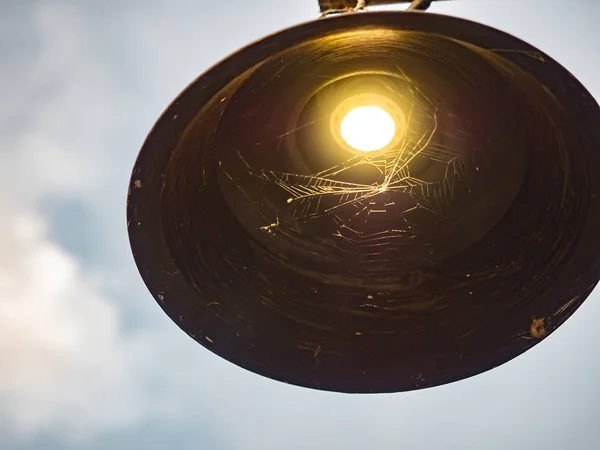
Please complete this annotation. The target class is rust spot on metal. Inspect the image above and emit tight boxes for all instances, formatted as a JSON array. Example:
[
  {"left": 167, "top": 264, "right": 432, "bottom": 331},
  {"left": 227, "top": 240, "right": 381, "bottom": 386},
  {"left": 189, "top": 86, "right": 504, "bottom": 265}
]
[{"left": 530, "top": 317, "right": 546, "bottom": 339}]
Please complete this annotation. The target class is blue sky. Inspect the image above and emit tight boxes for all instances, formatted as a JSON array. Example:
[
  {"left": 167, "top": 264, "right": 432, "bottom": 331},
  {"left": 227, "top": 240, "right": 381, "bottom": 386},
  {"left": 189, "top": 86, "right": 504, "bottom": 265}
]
[{"left": 1, "top": 0, "right": 599, "bottom": 449}]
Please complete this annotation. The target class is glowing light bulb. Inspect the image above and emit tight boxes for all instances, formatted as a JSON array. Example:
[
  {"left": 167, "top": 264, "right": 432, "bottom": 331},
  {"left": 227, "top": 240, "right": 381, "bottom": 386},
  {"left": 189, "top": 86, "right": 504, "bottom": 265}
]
[{"left": 340, "top": 105, "right": 396, "bottom": 152}]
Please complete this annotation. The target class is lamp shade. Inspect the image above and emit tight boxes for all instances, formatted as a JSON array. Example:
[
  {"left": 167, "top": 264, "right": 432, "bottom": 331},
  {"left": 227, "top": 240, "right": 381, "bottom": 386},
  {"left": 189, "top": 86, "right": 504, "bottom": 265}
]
[{"left": 127, "top": 12, "right": 600, "bottom": 393}]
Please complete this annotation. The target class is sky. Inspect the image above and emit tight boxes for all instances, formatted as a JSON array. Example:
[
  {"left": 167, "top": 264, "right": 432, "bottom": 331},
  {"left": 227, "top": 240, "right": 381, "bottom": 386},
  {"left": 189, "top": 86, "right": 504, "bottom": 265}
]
[{"left": 0, "top": 0, "right": 599, "bottom": 449}]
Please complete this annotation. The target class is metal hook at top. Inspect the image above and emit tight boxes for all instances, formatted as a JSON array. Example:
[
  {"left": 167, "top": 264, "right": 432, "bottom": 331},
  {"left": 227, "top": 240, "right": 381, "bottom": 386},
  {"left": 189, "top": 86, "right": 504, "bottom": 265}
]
[
  {"left": 354, "top": 0, "right": 368, "bottom": 10},
  {"left": 406, "top": 0, "right": 432, "bottom": 10},
  {"left": 320, "top": 0, "right": 367, "bottom": 18},
  {"left": 319, "top": 0, "right": 438, "bottom": 17}
]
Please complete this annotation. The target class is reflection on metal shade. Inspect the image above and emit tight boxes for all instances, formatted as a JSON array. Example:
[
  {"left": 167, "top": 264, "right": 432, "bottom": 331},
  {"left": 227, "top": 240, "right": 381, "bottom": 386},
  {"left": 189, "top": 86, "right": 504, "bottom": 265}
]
[{"left": 127, "top": 12, "right": 600, "bottom": 393}]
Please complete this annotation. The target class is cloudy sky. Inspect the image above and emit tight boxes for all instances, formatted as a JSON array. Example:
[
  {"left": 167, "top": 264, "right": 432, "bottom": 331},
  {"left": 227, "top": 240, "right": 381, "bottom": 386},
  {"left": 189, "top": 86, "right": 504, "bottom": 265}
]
[{"left": 1, "top": 0, "right": 599, "bottom": 449}]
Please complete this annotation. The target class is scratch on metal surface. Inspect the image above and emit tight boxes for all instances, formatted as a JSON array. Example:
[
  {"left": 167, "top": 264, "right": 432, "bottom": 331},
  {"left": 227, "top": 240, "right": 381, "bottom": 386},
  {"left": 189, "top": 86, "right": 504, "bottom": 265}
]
[{"left": 554, "top": 294, "right": 580, "bottom": 317}]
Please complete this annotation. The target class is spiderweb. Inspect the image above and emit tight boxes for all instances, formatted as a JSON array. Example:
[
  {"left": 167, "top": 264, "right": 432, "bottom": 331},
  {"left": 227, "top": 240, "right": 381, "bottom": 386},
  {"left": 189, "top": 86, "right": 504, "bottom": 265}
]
[{"left": 219, "top": 70, "right": 474, "bottom": 262}]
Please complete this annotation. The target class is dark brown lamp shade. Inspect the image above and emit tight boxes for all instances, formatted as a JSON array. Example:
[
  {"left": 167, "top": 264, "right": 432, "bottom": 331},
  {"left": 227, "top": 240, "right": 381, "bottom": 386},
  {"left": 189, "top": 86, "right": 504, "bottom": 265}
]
[{"left": 127, "top": 12, "right": 600, "bottom": 393}]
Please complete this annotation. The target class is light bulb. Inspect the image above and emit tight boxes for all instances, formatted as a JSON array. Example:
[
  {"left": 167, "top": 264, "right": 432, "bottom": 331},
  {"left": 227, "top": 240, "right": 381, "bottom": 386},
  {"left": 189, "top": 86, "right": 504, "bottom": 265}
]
[{"left": 340, "top": 105, "right": 396, "bottom": 152}]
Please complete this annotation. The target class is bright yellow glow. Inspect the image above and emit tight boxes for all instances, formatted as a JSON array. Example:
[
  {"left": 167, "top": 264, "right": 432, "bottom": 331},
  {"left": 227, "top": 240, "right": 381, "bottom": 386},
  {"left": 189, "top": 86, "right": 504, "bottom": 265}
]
[{"left": 340, "top": 106, "right": 396, "bottom": 152}]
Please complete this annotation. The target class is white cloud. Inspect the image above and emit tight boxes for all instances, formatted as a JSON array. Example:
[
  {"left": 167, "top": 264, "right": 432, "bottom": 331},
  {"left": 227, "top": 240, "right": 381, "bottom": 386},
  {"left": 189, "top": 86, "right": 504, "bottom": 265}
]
[
  {"left": 0, "top": 2, "right": 179, "bottom": 441},
  {"left": 0, "top": 3, "right": 125, "bottom": 202},
  {"left": 0, "top": 196, "right": 213, "bottom": 443},
  {"left": 0, "top": 206, "right": 128, "bottom": 437},
  {"left": 1, "top": 1, "right": 600, "bottom": 449}
]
